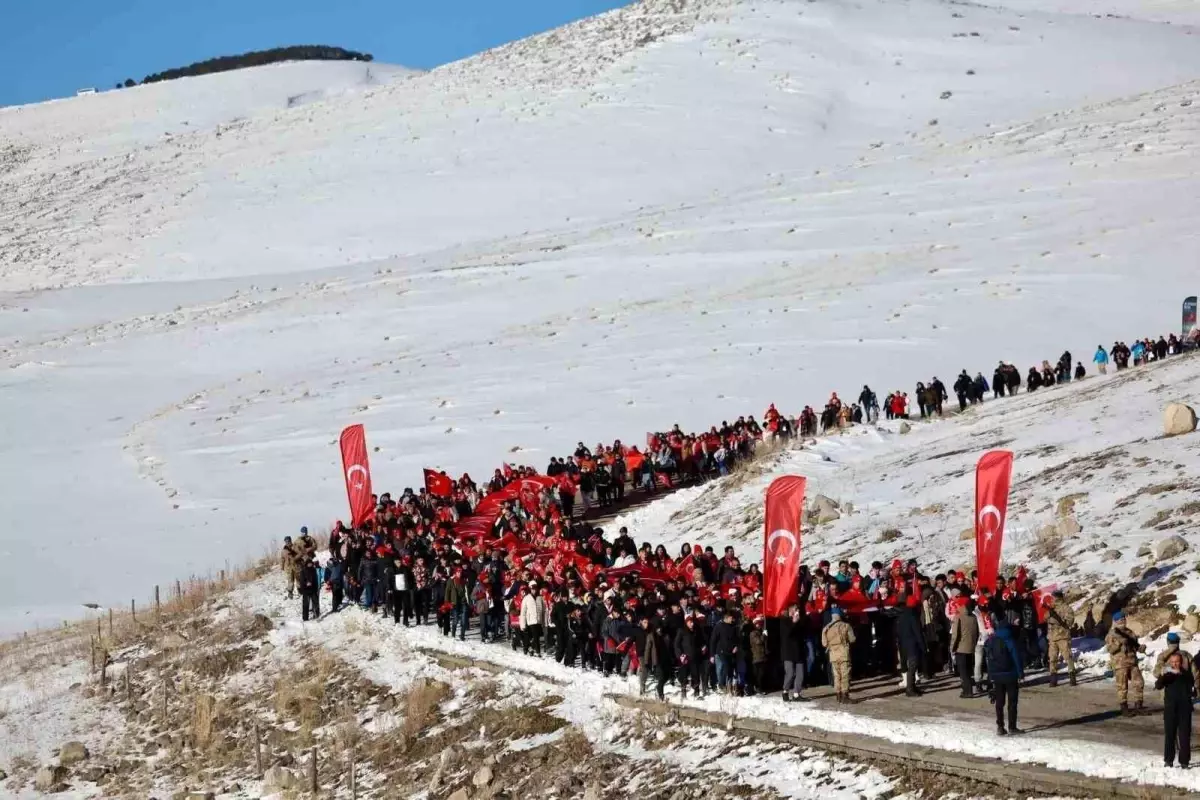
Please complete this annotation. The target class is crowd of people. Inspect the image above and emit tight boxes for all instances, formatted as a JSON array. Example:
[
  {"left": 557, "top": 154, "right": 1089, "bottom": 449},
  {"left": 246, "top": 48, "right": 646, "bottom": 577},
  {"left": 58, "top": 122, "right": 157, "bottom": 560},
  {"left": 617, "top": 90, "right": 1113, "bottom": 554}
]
[{"left": 281, "top": 328, "right": 1196, "bottom": 762}]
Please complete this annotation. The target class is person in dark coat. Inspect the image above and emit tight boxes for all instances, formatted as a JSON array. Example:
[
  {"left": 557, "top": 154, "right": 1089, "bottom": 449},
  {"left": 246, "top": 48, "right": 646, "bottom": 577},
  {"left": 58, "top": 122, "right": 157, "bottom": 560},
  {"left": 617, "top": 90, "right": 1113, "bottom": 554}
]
[
  {"left": 895, "top": 594, "right": 925, "bottom": 697},
  {"left": 710, "top": 610, "right": 740, "bottom": 694},
  {"left": 357, "top": 554, "right": 376, "bottom": 609},
  {"left": 674, "top": 614, "right": 704, "bottom": 698},
  {"left": 1155, "top": 648, "right": 1196, "bottom": 768},
  {"left": 551, "top": 591, "right": 572, "bottom": 663},
  {"left": 779, "top": 605, "right": 807, "bottom": 701},
  {"left": 299, "top": 557, "right": 321, "bottom": 621},
  {"left": 324, "top": 553, "right": 345, "bottom": 613},
  {"left": 1004, "top": 367, "right": 1020, "bottom": 396},
  {"left": 953, "top": 371, "right": 971, "bottom": 411},
  {"left": 985, "top": 617, "right": 1025, "bottom": 736}
]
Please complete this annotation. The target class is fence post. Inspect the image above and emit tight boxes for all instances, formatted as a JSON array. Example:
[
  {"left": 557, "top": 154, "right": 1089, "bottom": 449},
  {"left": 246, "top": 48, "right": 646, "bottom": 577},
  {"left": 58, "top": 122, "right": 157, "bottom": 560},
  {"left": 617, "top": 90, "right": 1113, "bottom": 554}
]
[
  {"left": 254, "top": 722, "right": 263, "bottom": 777},
  {"left": 349, "top": 748, "right": 357, "bottom": 800},
  {"left": 161, "top": 680, "right": 168, "bottom": 722},
  {"left": 155, "top": 585, "right": 161, "bottom": 620},
  {"left": 89, "top": 636, "right": 95, "bottom": 674},
  {"left": 125, "top": 664, "right": 132, "bottom": 703},
  {"left": 108, "top": 607, "right": 114, "bottom": 639},
  {"left": 175, "top": 579, "right": 182, "bottom": 600},
  {"left": 309, "top": 746, "right": 317, "bottom": 796}
]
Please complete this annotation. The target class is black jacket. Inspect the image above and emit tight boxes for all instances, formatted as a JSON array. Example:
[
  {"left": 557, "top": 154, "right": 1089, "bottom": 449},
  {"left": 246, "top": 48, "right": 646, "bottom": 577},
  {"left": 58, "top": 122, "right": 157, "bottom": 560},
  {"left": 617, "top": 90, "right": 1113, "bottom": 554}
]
[
  {"left": 299, "top": 563, "right": 319, "bottom": 594},
  {"left": 1156, "top": 670, "right": 1197, "bottom": 706},
  {"left": 674, "top": 625, "right": 703, "bottom": 663},
  {"left": 779, "top": 615, "right": 805, "bottom": 663},
  {"left": 896, "top": 606, "right": 926, "bottom": 659},
  {"left": 709, "top": 620, "right": 739, "bottom": 657}
]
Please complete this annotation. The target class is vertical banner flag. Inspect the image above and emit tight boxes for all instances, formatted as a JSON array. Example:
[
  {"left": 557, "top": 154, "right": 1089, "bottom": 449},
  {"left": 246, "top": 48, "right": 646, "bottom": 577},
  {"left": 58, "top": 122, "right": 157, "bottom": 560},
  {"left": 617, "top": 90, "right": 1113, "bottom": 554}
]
[
  {"left": 1183, "top": 296, "right": 1197, "bottom": 339},
  {"left": 975, "top": 450, "right": 1014, "bottom": 593},
  {"left": 424, "top": 469, "right": 453, "bottom": 498},
  {"left": 762, "top": 475, "right": 807, "bottom": 616},
  {"left": 339, "top": 424, "right": 374, "bottom": 528}
]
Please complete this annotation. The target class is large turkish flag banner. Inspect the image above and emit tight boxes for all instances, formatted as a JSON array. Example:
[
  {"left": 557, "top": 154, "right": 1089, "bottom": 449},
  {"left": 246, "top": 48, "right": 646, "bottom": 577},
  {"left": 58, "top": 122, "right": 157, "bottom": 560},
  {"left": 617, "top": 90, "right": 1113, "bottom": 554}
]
[
  {"left": 339, "top": 424, "right": 374, "bottom": 528},
  {"left": 975, "top": 450, "right": 1014, "bottom": 593},
  {"left": 762, "top": 475, "right": 806, "bottom": 617}
]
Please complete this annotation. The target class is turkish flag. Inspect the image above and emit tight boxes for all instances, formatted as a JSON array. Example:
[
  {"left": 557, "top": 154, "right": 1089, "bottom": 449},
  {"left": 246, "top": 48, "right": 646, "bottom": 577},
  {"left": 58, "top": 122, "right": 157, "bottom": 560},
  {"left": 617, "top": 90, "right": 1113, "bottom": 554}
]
[
  {"left": 424, "top": 469, "right": 453, "bottom": 498},
  {"left": 975, "top": 450, "right": 1014, "bottom": 593},
  {"left": 762, "top": 475, "right": 806, "bottom": 617},
  {"left": 339, "top": 424, "right": 374, "bottom": 528}
]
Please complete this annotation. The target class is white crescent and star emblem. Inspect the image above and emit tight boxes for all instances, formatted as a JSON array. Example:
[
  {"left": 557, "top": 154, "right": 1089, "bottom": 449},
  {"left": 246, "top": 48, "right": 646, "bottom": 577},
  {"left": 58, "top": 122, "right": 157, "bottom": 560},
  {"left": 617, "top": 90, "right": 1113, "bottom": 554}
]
[
  {"left": 767, "top": 528, "right": 797, "bottom": 565},
  {"left": 346, "top": 464, "right": 369, "bottom": 491},
  {"left": 978, "top": 504, "right": 1003, "bottom": 542}
]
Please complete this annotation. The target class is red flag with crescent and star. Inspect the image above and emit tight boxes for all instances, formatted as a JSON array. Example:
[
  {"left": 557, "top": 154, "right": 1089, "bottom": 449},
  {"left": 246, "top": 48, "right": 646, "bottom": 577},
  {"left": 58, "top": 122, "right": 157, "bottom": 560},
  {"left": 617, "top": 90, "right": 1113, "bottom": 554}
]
[
  {"left": 762, "top": 475, "right": 806, "bottom": 617},
  {"left": 423, "top": 469, "right": 453, "bottom": 498},
  {"left": 975, "top": 450, "right": 1014, "bottom": 594},
  {"left": 339, "top": 424, "right": 374, "bottom": 528}
]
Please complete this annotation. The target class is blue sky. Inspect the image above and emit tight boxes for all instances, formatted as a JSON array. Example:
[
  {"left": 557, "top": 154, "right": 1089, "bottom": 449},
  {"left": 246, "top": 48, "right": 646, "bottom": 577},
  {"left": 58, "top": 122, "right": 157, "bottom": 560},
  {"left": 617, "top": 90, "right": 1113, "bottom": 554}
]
[{"left": 0, "top": 0, "right": 633, "bottom": 107}]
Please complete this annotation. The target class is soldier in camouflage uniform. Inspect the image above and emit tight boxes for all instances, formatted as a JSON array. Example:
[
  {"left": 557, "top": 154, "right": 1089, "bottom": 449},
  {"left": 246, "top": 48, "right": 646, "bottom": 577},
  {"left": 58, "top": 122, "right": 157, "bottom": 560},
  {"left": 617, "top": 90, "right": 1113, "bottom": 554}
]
[
  {"left": 281, "top": 536, "right": 299, "bottom": 599},
  {"left": 821, "top": 608, "right": 857, "bottom": 704},
  {"left": 1045, "top": 591, "right": 1076, "bottom": 687},
  {"left": 1104, "top": 610, "right": 1145, "bottom": 714}
]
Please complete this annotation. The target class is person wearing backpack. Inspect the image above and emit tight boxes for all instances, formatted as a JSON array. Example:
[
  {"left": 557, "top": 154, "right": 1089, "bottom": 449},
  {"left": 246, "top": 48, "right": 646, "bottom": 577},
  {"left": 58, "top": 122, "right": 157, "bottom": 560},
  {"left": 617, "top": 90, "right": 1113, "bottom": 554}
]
[{"left": 984, "top": 615, "right": 1025, "bottom": 736}]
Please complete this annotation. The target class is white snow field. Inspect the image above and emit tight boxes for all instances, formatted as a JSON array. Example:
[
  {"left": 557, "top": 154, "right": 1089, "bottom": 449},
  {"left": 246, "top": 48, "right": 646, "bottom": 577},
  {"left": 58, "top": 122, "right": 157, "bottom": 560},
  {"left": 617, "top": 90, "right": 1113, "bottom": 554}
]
[{"left": 3, "top": 0, "right": 1200, "bottom": 633}]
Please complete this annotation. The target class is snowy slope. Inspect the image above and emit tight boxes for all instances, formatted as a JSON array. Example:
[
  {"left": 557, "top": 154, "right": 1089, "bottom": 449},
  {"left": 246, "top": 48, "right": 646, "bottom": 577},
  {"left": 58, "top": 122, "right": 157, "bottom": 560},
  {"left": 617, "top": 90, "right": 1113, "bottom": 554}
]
[
  {"left": 0, "top": 59, "right": 416, "bottom": 155},
  {"left": 3, "top": 0, "right": 1200, "bottom": 632}
]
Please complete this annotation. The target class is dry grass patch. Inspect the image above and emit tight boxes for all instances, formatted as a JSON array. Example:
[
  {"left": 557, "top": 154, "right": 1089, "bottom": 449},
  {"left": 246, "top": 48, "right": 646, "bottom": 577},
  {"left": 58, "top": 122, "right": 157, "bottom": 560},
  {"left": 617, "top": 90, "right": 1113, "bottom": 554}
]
[
  {"left": 1055, "top": 493, "right": 1088, "bottom": 518},
  {"left": 274, "top": 650, "right": 340, "bottom": 744},
  {"left": 475, "top": 704, "right": 567, "bottom": 740},
  {"left": 1029, "top": 525, "right": 1066, "bottom": 562},
  {"left": 468, "top": 678, "right": 502, "bottom": 704},
  {"left": 400, "top": 678, "right": 451, "bottom": 743},
  {"left": 1144, "top": 509, "right": 1173, "bottom": 528},
  {"left": 556, "top": 725, "right": 594, "bottom": 760}
]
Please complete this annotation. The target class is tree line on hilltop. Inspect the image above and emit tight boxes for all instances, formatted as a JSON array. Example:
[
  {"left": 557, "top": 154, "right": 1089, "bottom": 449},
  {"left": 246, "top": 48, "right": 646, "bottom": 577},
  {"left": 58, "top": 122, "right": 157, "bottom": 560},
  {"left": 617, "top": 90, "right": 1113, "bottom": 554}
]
[{"left": 114, "top": 45, "right": 373, "bottom": 89}]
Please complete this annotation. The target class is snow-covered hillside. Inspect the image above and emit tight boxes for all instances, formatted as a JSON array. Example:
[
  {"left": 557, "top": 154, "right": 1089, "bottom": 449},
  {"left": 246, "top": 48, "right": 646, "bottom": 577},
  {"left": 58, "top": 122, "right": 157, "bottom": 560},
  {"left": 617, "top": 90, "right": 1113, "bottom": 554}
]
[{"left": 3, "top": 0, "right": 1200, "bottom": 632}]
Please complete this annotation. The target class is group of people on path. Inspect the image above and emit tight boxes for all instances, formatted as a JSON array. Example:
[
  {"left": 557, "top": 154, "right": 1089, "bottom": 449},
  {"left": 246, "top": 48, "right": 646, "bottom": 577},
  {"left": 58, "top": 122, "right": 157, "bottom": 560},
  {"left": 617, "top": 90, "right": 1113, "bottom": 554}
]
[{"left": 284, "top": 327, "right": 1195, "bottom": 766}]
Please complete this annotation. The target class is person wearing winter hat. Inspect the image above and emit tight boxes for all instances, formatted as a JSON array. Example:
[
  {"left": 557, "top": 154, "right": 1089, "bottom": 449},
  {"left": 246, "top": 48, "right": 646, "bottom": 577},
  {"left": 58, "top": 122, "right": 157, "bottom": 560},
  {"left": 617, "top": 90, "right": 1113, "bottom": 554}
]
[
  {"left": 1153, "top": 631, "right": 1200, "bottom": 688},
  {"left": 297, "top": 527, "right": 317, "bottom": 561},
  {"left": 821, "top": 607, "right": 856, "bottom": 704},
  {"left": 1105, "top": 611, "right": 1145, "bottom": 715}
]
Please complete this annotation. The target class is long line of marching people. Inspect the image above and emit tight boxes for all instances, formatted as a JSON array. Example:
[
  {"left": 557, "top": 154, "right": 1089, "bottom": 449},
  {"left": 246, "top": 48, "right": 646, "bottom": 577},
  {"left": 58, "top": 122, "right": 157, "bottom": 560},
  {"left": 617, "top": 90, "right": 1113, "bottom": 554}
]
[{"left": 284, "top": 329, "right": 1197, "bottom": 766}]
